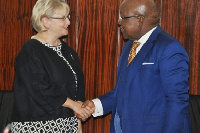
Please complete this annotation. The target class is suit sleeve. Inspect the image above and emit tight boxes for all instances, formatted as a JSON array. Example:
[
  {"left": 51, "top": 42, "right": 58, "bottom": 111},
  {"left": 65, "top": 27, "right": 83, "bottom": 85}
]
[
  {"left": 159, "top": 42, "right": 190, "bottom": 132},
  {"left": 98, "top": 88, "right": 116, "bottom": 115},
  {"left": 97, "top": 41, "right": 132, "bottom": 115}
]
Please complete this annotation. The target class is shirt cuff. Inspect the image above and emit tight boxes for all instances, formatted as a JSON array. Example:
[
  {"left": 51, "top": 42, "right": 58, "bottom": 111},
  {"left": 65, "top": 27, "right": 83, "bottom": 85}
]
[{"left": 92, "top": 98, "right": 103, "bottom": 117}]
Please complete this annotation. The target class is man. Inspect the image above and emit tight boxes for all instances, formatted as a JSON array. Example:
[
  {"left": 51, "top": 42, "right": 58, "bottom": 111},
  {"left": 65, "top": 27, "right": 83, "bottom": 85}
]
[{"left": 79, "top": 0, "right": 192, "bottom": 132}]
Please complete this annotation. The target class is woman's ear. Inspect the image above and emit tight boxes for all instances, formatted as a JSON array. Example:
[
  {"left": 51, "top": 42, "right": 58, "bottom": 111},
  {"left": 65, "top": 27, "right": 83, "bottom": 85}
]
[{"left": 41, "top": 17, "right": 50, "bottom": 29}]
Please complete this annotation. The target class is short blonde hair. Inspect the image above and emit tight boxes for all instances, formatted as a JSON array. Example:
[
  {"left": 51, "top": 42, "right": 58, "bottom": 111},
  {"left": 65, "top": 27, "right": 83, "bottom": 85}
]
[{"left": 31, "top": 0, "right": 70, "bottom": 32}]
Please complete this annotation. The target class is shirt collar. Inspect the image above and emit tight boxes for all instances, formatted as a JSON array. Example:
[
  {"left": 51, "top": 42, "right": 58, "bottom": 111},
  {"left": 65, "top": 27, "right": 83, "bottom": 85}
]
[
  {"left": 137, "top": 26, "right": 157, "bottom": 44},
  {"left": 135, "top": 26, "right": 157, "bottom": 54}
]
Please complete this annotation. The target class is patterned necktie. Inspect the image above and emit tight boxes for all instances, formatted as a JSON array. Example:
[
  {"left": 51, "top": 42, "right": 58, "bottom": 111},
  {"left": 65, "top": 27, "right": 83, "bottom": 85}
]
[{"left": 127, "top": 42, "right": 141, "bottom": 65}]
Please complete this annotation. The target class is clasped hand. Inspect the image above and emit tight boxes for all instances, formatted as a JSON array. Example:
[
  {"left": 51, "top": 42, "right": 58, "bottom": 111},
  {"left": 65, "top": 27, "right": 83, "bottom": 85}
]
[{"left": 74, "top": 100, "right": 95, "bottom": 121}]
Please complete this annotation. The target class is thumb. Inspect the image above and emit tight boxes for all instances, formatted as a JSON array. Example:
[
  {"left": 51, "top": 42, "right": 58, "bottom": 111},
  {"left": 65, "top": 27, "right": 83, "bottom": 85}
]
[{"left": 81, "top": 100, "right": 90, "bottom": 108}]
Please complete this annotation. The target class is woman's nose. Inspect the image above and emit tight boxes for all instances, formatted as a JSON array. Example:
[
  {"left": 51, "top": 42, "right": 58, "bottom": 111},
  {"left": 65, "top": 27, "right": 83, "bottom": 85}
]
[{"left": 66, "top": 18, "right": 70, "bottom": 25}]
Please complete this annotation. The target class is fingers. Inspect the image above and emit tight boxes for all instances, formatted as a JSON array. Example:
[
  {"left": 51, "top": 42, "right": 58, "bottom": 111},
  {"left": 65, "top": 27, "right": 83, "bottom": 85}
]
[
  {"left": 73, "top": 101, "right": 92, "bottom": 121},
  {"left": 81, "top": 107, "right": 92, "bottom": 118},
  {"left": 74, "top": 100, "right": 96, "bottom": 121},
  {"left": 81, "top": 100, "right": 90, "bottom": 108},
  {"left": 74, "top": 112, "right": 86, "bottom": 121},
  {"left": 85, "top": 105, "right": 94, "bottom": 114},
  {"left": 82, "top": 100, "right": 95, "bottom": 113},
  {"left": 74, "top": 109, "right": 89, "bottom": 121}
]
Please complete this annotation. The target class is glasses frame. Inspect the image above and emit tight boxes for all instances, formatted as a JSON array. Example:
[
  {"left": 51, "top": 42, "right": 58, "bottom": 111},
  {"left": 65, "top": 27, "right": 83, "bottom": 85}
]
[
  {"left": 120, "top": 14, "right": 145, "bottom": 20},
  {"left": 48, "top": 14, "right": 70, "bottom": 21}
]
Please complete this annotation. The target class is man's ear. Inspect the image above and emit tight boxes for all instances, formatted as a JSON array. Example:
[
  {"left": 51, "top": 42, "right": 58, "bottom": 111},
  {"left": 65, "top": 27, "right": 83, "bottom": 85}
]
[
  {"left": 137, "top": 16, "right": 144, "bottom": 27},
  {"left": 41, "top": 17, "right": 50, "bottom": 29},
  {"left": 138, "top": 16, "right": 144, "bottom": 29},
  {"left": 138, "top": 16, "right": 145, "bottom": 24}
]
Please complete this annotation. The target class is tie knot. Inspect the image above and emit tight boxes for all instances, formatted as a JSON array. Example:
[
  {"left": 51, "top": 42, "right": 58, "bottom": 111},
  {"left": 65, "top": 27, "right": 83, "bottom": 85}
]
[{"left": 132, "top": 42, "right": 140, "bottom": 49}]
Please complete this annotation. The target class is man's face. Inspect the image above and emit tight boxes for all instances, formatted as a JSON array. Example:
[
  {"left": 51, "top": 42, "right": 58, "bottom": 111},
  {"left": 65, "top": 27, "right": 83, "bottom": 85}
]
[{"left": 118, "top": 1, "right": 145, "bottom": 41}]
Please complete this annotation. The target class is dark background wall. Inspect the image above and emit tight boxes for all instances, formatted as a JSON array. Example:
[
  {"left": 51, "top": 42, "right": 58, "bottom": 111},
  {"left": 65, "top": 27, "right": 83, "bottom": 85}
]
[{"left": 0, "top": 0, "right": 199, "bottom": 132}]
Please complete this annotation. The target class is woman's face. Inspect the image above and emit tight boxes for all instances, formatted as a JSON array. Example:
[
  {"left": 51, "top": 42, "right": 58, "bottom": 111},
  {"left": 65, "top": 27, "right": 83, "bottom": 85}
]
[{"left": 47, "top": 8, "right": 70, "bottom": 38}]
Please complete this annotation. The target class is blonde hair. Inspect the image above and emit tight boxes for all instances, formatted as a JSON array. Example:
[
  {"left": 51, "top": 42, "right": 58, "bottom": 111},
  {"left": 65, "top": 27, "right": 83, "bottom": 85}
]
[{"left": 31, "top": 0, "right": 70, "bottom": 32}]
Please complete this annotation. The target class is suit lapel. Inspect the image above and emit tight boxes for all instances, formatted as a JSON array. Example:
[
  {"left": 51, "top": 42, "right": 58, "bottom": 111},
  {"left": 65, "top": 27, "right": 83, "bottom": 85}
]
[
  {"left": 117, "top": 40, "right": 133, "bottom": 77},
  {"left": 126, "top": 26, "right": 162, "bottom": 86}
]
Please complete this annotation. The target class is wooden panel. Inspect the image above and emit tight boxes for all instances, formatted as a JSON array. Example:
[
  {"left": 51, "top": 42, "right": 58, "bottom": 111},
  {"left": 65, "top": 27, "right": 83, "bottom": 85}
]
[
  {"left": 0, "top": 0, "right": 36, "bottom": 90},
  {"left": 66, "top": 0, "right": 78, "bottom": 51},
  {"left": 160, "top": 0, "right": 200, "bottom": 95},
  {"left": 67, "top": 0, "right": 121, "bottom": 132}
]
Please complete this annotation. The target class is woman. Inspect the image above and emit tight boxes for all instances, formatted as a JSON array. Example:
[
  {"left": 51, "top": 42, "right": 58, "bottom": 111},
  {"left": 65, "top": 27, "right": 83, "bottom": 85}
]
[{"left": 11, "top": 0, "right": 90, "bottom": 132}]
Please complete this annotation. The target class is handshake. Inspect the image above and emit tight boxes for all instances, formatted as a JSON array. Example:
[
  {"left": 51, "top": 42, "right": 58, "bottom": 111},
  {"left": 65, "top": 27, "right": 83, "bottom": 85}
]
[{"left": 73, "top": 100, "right": 95, "bottom": 121}]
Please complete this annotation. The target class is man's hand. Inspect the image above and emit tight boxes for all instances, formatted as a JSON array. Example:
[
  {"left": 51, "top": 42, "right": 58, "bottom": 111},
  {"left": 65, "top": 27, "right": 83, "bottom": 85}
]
[
  {"left": 62, "top": 98, "right": 94, "bottom": 121},
  {"left": 71, "top": 101, "right": 91, "bottom": 120},
  {"left": 82, "top": 100, "right": 95, "bottom": 113},
  {"left": 74, "top": 100, "right": 95, "bottom": 121}
]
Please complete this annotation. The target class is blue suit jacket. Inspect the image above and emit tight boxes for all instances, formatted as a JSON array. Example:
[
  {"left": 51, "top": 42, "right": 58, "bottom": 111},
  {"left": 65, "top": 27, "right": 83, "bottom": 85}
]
[{"left": 99, "top": 26, "right": 192, "bottom": 133}]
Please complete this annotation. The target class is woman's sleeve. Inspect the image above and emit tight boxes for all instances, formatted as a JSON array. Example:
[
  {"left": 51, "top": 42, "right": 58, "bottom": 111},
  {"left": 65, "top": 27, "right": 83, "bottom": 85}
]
[{"left": 14, "top": 48, "right": 67, "bottom": 112}]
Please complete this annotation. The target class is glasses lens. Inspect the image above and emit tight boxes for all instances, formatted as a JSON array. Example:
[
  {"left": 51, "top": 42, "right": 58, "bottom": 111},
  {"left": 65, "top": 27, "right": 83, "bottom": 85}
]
[{"left": 67, "top": 14, "right": 70, "bottom": 19}]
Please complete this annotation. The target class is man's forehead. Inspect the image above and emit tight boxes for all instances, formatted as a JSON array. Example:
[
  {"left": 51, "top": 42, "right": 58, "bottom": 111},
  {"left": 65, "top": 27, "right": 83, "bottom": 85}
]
[
  {"left": 119, "top": 1, "right": 133, "bottom": 13},
  {"left": 120, "top": 1, "right": 146, "bottom": 15},
  {"left": 137, "top": 5, "right": 146, "bottom": 15}
]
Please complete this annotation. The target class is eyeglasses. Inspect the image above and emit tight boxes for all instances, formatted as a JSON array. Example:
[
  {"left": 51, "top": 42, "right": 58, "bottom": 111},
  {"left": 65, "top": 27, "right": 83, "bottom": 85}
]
[
  {"left": 119, "top": 15, "right": 145, "bottom": 20},
  {"left": 48, "top": 14, "right": 70, "bottom": 21}
]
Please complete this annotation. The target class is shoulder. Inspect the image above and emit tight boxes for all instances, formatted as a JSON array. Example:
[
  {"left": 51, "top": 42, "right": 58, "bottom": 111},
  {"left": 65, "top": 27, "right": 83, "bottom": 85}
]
[
  {"left": 15, "top": 39, "right": 45, "bottom": 64},
  {"left": 153, "top": 30, "right": 185, "bottom": 52},
  {"left": 18, "top": 39, "right": 51, "bottom": 57},
  {"left": 149, "top": 28, "right": 188, "bottom": 60},
  {"left": 151, "top": 26, "right": 180, "bottom": 47},
  {"left": 21, "top": 39, "right": 43, "bottom": 51},
  {"left": 154, "top": 31, "right": 189, "bottom": 61},
  {"left": 157, "top": 30, "right": 179, "bottom": 44}
]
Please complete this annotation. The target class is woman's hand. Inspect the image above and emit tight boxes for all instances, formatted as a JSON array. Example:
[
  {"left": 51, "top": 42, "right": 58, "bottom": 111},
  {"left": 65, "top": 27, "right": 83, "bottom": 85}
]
[
  {"left": 78, "top": 119, "right": 82, "bottom": 133},
  {"left": 72, "top": 101, "right": 92, "bottom": 118},
  {"left": 62, "top": 98, "right": 92, "bottom": 120}
]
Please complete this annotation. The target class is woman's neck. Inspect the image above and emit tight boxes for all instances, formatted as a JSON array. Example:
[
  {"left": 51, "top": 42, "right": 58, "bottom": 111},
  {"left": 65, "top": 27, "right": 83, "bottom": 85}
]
[{"left": 34, "top": 32, "right": 60, "bottom": 46}]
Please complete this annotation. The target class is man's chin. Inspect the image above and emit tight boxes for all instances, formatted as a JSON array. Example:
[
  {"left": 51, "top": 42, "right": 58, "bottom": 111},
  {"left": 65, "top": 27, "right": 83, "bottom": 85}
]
[{"left": 121, "top": 34, "right": 128, "bottom": 41}]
